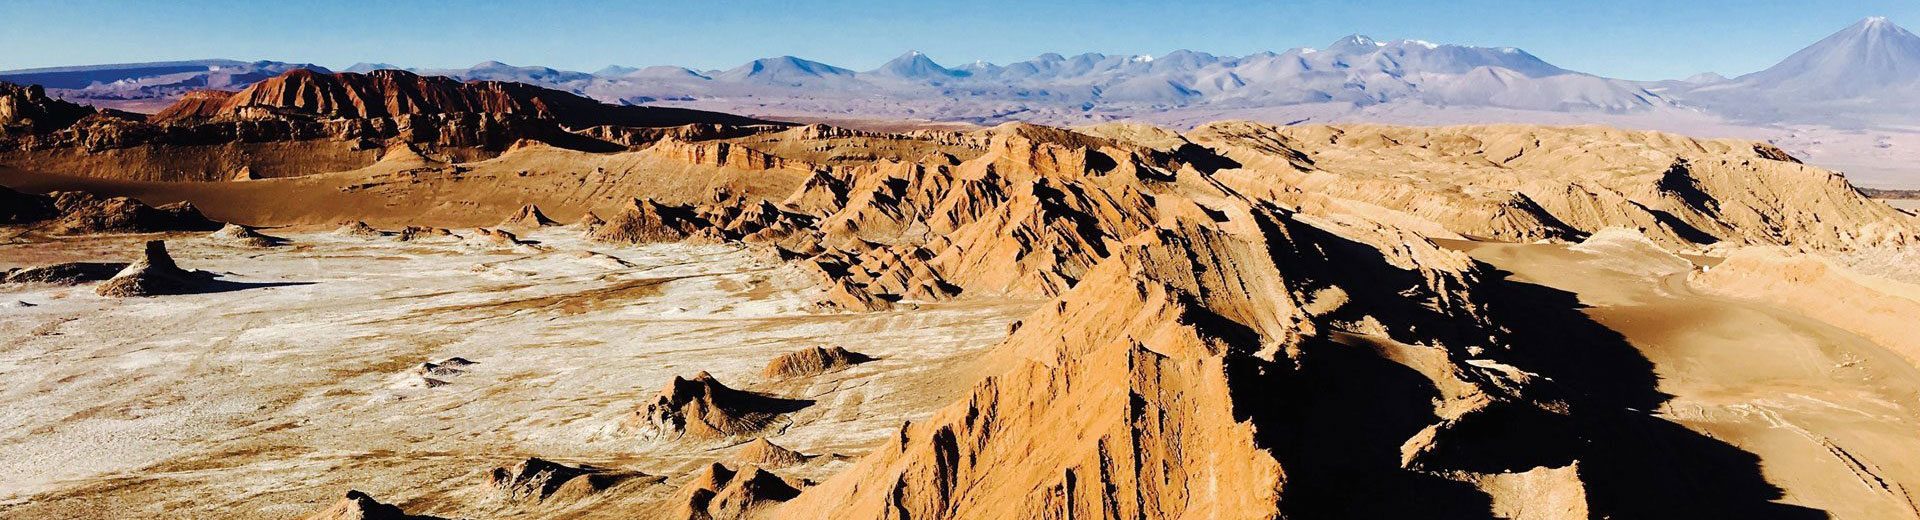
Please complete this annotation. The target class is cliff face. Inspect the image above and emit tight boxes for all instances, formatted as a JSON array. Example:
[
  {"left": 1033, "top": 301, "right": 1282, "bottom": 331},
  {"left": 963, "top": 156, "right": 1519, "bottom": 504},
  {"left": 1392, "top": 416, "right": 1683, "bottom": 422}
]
[{"left": 156, "top": 69, "right": 773, "bottom": 129}]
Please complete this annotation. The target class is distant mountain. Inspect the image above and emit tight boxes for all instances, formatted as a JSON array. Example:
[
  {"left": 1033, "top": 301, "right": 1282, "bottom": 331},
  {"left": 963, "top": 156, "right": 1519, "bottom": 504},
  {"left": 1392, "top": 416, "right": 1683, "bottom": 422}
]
[
  {"left": 10, "top": 20, "right": 1913, "bottom": 128},
  {"left": 0, "top": 60, "right": 326, "bottom": 103},
  {"left": 342, "top": 62, "right": 401, "bottom": 73},
  {"left": 1728, "top": 17, "right": 1920, "bottom": 98},
  {"left": 1677, "top": 17, "right": 1920, "bottom": 124},
  {"left": 865, "top": 51, "right": 967, "bottom": 82},
  {"left": 711, "top": 56, "right": 857, "bottom": 87},
  {"left": 446, "top": 61, "right": 594, "bottom": 86}
]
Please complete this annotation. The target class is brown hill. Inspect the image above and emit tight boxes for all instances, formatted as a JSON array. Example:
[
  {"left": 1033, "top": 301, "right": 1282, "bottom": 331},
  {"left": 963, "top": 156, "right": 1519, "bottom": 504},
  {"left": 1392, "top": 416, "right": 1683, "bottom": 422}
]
[
  {"left": 733, "top": 438, "right": 810, "bottom": 469},
  {"left": 673, "top": 463, "right": 804, "bottom": 520},
  {"left": 148, "top": 89, "right": 235, "bottom": 122}
]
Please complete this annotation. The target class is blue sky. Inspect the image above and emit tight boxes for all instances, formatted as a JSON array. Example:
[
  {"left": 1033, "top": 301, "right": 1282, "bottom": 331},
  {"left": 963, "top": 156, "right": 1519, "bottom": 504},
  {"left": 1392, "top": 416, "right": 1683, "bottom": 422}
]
[{"left": 1, "top": 0, "right": 1914, "bottom": 80}]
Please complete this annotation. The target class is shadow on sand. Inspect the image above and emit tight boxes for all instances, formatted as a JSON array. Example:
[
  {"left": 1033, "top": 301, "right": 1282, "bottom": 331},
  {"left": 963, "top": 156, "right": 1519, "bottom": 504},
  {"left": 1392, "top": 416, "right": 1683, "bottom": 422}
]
[{"left": 1223, "top": 214, "right": 1824, "bottom": 518}]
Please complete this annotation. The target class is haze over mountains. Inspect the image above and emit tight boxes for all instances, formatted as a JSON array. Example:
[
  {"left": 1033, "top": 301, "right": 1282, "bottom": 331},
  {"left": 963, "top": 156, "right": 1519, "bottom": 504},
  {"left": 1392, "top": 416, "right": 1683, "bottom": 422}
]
[{"left": 4, "top": 17, "right": 1919, "bottom": 185}]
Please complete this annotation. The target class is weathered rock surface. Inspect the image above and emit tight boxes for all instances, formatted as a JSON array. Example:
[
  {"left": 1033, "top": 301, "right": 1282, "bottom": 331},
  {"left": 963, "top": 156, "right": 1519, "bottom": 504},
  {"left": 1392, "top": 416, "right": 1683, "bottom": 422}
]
[
  {"left": 484, "top": 457, "right": 652, "bottom": 504},
  {"left": 733, "top": 438, "right": 810, "bottom": 469},
  {"left": 4, "top": 261, "right": 125, "bottom": 285},
  {"left": 298, "top": 490, "right": 442, "bottom": 520},
  {"left": 762, "top": 346, "right": 871, "bottom": 380},
  {"left": 625, "top": 372, "right": 810, "bottom": 442},
  {"left": 673, "top": 463, "right": 805, "bottom": 520},
  {"left": 0, "top": 188, "right": 221, "bottom": 234},
  {"left": 95, "top": 240, "right": 211, "bottom": 297},
  {"left": 207, "top": 223, "right": 288, "bottom": 247}
]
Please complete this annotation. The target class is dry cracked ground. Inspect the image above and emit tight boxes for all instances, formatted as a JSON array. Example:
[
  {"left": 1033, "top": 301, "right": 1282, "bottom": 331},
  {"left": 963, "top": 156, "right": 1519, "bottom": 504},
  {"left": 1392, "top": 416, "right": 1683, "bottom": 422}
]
[{"left": 0, "top": 229, "right": 1031, "bottom": 518}]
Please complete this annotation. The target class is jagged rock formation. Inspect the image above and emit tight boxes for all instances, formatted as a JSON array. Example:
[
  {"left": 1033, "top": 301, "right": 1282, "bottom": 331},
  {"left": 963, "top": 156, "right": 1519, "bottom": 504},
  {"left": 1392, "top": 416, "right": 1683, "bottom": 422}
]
[
  {"left": 497, "top": 203, "right": 558, "bottom": 229},
  {"left": 588, "top": 198, "right": 706, "bottom": 243},
  {"left": 484, "top": 457, "right": 652, "bottom": 504},
  {"left": 5, "top": 107, "right": 1913, "bottom": 518},
  {"left": 299, "top": 490, "right": 443, "bottom": 520},
  {"left": 0, "top": 82, "right": 94, "bottom": 135},
  {"left": 207, "top": 223, "right": 288, "bottom": 247},
  {"left": 762, "top": 346, "right": 871, "bottom": 379},
  {"left": 674, "top": 463, "right": 805, "bottom": 520},
  {"left": 4, "top": 262, "right": 125, "bottom": 285},
  {"left": 470, "top": 227, "right": 528, "bottom": 247},
  {"left": 336, "top": 221, "right": 382, "bottom": 237},
  {"left": 95, "top": 240, "right": 212, "bottom": 297},
  {"left": 396, "top": 226, "right": 454, "bottom": 242},
  {"left": 415, "top": 357, "right": 474, "bottom": 377},
  {"left": 0, "top": 189, "right": 221, "bottom": 234},
  {"left": 48, "top": 192, "right": 220, "bottom": 234},
  {"left": 626, "top": 372, "right": 811, "bottom": 442}
]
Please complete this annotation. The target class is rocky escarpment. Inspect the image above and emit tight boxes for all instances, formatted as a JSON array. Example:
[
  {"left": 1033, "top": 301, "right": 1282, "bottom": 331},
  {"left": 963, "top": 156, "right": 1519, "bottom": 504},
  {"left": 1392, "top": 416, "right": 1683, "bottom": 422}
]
[
  {"left": 9, "top": 111, "right": 1906, "bottom": 518},
  {"left": 0, "top": 71, "right": 788, "bottom": 181},
  {"left": 1189, "top": 122, "right": 1917, "bottom": 251}
]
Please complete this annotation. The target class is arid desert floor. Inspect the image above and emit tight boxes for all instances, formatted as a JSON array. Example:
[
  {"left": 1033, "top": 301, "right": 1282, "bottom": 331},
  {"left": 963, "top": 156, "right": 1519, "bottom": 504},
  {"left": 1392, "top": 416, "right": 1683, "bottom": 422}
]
[{"left": 0, "top": 227, "right": 1034, "bottom": 518}]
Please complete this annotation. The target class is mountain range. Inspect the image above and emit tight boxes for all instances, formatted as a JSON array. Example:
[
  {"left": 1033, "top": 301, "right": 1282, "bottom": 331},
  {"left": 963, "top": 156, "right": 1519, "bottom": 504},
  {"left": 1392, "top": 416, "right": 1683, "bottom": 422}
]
[
  {"left": 5, "top": 18, "right": 1908, "bottom": 123},
  {"left": 4, "top": 17, "right": 1918, "bottom": 185}
]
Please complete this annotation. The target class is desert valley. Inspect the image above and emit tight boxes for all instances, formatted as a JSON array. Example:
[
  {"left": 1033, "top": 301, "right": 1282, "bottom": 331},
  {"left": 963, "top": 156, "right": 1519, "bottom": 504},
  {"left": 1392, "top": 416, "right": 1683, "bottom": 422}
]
[{"left": 5, "top": 7, "right": 1920, "bottom": 520}]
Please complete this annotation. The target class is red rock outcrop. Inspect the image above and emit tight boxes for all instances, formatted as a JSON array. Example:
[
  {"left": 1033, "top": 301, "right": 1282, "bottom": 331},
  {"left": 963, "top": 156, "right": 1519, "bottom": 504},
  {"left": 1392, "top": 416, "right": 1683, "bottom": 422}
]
[{"left": 148, "top": 89, "right": 236, "bottom": 122}]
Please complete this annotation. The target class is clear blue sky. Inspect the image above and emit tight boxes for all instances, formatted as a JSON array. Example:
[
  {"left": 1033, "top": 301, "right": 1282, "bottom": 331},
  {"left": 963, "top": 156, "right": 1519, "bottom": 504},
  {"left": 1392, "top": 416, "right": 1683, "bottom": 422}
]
[{"left": 1, "top": 0, "right": 1914, "bottom": 80}]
